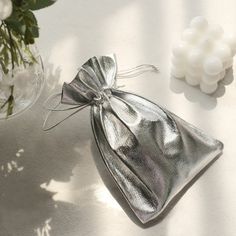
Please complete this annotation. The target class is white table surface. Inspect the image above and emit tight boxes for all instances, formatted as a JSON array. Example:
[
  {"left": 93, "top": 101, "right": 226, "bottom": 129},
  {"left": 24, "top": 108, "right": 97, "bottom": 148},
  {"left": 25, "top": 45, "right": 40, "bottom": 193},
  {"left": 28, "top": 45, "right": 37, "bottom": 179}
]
[{"left": 1, "top": 0, "right": 236, "bottom": 235}]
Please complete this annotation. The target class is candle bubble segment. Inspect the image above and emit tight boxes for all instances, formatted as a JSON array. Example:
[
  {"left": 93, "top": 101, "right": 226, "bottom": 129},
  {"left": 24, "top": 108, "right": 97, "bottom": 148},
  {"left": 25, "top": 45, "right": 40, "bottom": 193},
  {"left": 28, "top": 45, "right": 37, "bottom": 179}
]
[
  {"left": 190, "top": 16, "right": 208, "bottom": 31},
  {"left": 203, "top": 57, "right": 223, "bottom": 76},
  {"left": 171, "top": 16, "right": 236, "bottom": 94}
]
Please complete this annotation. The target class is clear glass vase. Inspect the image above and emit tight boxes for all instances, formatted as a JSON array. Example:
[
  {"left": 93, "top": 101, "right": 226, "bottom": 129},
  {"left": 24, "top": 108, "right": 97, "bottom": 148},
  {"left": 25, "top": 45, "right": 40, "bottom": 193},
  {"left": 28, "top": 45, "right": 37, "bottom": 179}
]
[{"left": 0, "top": 45, "right": 44, "bottom": 119}]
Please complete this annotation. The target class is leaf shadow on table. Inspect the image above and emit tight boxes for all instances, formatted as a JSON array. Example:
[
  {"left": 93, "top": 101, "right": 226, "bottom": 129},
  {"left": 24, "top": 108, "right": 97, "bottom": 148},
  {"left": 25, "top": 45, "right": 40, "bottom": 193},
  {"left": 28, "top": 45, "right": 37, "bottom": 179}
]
[
  {"left": 91, "top": 139, "right": 222, "bottom": 229},
  {"left": 0, "top": 62, "right": 90, "bottom": 236},
  {"left": 169, "top": 68, "right": 234, "bottom": 110}
]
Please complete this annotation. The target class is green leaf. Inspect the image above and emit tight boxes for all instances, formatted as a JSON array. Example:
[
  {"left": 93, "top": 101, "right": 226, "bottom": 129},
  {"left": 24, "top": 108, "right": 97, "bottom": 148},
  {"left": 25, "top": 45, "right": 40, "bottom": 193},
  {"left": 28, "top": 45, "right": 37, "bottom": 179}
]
[
  {"left": 13, "top": 0, "right": 24, "bottom": 7},
  {"left": 5, "top": 10, "right": 27, "bottom": 36},
  {"left": 5, "top": 20, "right": 27, "bottom": 36},
  {"left": 24, "top": 10, "right": 38, "bottom": 26},
  {"left": 24, "top": 28, "right": 35, "bottom": 44},
  {"left": 5, "top": 9, "right": 39, "bottom": 45},
  {"left": 28, "top": 0, "right": 57, "bottom": 11},
  {"left": 7, "top": 86, "right": 15, "bottom": 117},
  {"left": 2, "top": 46, "right": 10, "bottom": 66},
  {"left": 30, "top": 25, "right": 39, "bottom": 38}
]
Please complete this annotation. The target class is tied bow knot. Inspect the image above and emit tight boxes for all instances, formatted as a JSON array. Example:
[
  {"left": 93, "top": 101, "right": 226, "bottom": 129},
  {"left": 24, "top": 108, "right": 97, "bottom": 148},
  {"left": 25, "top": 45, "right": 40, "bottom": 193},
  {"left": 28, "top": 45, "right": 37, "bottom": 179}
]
[
  {"left": 43, "top": 54, "right": 158, "bottom": 131},
  {"left": 91, "top": 88, "right": 113, "bottom": 106}
]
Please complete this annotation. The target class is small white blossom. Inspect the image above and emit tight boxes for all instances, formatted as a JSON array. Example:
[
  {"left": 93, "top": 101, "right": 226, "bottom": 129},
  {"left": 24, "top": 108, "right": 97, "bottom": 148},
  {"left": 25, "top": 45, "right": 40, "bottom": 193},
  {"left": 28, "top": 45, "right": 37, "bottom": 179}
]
[{"left": 0, "top": 0, "right": 13, "bottom": 20}]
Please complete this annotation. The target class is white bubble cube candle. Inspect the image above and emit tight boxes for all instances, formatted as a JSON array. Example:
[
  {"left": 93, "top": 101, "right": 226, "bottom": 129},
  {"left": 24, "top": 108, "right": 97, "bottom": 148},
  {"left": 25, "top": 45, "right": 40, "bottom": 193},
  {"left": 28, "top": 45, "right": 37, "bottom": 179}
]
[{"left": 171, "top": 16, "right": 236, "bottom": 94}]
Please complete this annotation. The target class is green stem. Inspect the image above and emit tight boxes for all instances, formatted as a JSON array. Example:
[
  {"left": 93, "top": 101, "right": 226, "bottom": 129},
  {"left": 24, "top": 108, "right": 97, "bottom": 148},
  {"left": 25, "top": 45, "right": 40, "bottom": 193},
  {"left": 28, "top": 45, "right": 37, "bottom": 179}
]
[
  {"left": 25, "top": 44, "right": 38, "bottom": 64},
  {"left": 0, "top": 85, "right": 15, "bottom": 117},
  {"left": 7, "top": 85, "right": 14, "bottom": 117},
  {"left": 13, "top": 39, "right": 27, "bottom": 67},
  {"left": 0, "top": 98, "right": 9, "bottom": 110},
  {"left": 4, "top": 23, "right": 15, "bottom": 74}
]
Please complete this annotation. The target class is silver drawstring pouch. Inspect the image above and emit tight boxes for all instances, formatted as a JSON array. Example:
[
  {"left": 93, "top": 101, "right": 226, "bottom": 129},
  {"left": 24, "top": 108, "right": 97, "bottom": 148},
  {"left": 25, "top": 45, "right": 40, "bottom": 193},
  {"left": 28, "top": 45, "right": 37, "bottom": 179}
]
[{"left": 43, "top": 54, "right": 223, "bottom": 224}]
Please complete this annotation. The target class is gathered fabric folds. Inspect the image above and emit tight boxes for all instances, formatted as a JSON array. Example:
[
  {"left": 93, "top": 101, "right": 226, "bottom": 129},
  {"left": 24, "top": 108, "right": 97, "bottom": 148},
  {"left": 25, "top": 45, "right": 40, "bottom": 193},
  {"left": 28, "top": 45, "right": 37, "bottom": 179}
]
[{"left": 46, "top": 54, "right": 223, "bottom": 223}]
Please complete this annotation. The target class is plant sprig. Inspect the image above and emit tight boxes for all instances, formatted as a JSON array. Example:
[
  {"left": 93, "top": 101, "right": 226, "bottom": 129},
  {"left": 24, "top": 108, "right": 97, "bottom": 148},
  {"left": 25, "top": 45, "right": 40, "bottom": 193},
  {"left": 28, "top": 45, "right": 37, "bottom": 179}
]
[{"left": 0, "top": 0, "right": 56, "bottom": 117}]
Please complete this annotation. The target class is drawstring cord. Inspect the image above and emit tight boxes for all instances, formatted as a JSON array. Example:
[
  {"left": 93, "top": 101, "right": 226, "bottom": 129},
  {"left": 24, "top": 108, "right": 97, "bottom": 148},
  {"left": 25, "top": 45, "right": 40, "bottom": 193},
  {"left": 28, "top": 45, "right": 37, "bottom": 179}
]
[
  {"left": 43, "top": 64, "right": 158, "bottom": 131},
  {"left": 117, "top": 64, "right": 158, "bottom": 79}
]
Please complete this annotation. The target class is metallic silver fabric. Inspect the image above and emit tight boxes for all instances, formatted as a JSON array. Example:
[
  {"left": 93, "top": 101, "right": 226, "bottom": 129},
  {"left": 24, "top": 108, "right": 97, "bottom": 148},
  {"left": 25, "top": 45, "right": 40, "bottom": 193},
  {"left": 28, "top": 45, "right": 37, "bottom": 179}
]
[{"left": 60, "top": 54, "right": 223, "bottom": 224}]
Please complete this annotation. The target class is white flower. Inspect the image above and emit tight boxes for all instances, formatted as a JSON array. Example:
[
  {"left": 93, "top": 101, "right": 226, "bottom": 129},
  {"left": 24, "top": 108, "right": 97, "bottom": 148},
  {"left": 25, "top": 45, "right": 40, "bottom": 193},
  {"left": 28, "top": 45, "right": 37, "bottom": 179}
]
[{"left": 0, "top": 0, "right": 13, "bottom": 20}]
